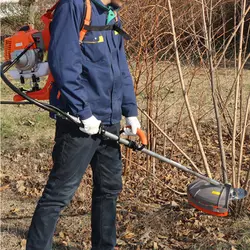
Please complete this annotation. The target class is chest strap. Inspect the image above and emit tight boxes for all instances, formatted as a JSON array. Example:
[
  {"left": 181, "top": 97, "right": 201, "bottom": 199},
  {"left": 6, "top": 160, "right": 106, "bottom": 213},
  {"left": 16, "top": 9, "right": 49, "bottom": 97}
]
[{"left": 83, "top": 24, "right": 131, "bottom": 40}]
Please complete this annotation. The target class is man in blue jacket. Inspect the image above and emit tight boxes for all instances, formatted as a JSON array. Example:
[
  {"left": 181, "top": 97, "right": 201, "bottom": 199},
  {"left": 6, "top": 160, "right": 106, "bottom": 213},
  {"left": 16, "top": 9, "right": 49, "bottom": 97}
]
[{"left": 26, "top": 0, "right": 140, "bottom": 249}]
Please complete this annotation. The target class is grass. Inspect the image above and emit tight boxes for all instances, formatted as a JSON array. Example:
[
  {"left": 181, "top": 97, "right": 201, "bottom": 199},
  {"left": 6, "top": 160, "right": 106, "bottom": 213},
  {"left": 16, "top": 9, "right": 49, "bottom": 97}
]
[
  {"left": 135, "top": 64, "right": 250, "bottom": 130},
  {"left": 0, "top": 47, "right": 55, "bottom": 150},
  {"left": 0, "top": 83, "right": 55, "bottom": 151}
]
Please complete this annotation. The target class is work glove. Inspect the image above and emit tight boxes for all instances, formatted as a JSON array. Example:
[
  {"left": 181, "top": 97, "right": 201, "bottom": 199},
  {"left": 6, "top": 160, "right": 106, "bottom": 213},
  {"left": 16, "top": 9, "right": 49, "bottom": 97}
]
[
  {"left": 124, "top": 116, "right": 141, "bottom": 136},
  {"left": 79, "top": 115, "right": 101, "bottom": 135}
]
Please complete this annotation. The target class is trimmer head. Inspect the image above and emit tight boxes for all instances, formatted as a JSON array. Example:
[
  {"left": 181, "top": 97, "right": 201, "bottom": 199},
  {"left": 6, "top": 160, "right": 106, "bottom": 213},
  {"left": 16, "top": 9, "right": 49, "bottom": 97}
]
[
  {"left": 187, "top": 179, "right": 230, "bottom": 216},
  {"left": 187, "top": 179, "right": 247, "bottom": 217}
]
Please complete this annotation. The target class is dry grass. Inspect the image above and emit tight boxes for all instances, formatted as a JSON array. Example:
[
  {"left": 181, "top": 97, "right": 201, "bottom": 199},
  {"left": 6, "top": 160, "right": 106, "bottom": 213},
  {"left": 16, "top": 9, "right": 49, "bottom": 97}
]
[{"left": 136, "top": 64, "right": 250, "bottom": 126}]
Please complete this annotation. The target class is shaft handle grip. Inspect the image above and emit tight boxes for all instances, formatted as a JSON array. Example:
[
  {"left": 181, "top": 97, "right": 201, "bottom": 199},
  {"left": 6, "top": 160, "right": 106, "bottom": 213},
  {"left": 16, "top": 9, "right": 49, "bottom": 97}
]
[{"left": 125, "top": 126, "right": 148, "bottom": 146}]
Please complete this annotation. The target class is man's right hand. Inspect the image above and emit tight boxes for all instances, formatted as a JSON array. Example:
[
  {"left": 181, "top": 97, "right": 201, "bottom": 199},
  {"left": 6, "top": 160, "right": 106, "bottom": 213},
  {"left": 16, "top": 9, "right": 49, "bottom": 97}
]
[{"left": 80, "top": 115, "right": 101, "bottom": 135}]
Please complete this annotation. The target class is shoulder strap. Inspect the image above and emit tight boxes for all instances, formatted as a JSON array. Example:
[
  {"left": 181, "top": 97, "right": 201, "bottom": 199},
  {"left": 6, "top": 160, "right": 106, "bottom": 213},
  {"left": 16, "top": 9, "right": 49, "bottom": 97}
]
[
  {"left": 42, "top": 0, "right": 92, "bottom": 43},
  {"left": 79, "top": 0, "right": 92, "bottom": 42},
  {"left": 43, "top": 0, "right": 60, "bottom": 20},
  {"left": 46, "top": 0, "right": 129, "bottom": 42},
  {"left": 83, "top": 24, "right": 131, "bottom": 40}
]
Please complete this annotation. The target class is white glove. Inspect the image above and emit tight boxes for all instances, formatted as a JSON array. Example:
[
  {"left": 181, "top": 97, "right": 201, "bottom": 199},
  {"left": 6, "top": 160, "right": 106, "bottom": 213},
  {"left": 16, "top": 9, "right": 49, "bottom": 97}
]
[
  {"left": 124, "top": 117, "right": 141, "bottom": 136},
  {"left": 79, "top": 115, "right": 101, "bottom": 135}
]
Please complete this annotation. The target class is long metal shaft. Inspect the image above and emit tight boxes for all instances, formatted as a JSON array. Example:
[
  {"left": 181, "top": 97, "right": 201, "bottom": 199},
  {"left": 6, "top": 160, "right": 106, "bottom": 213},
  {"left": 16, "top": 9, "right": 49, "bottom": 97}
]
[{"left": 103, "top": 131, "right": 221, "bottom": 186}]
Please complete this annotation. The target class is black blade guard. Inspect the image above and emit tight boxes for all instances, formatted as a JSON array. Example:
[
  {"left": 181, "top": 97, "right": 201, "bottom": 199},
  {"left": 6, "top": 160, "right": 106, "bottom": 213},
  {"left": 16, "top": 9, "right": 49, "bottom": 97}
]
[{"left": 187, "top": 179, "right": 231, "bottom": 217}]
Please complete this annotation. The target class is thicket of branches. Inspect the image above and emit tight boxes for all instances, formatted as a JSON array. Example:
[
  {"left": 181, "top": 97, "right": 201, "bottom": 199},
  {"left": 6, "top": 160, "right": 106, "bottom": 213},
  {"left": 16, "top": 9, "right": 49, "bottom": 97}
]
[
  {"left": 120, "top": 0, "right": 250, "bottom": 216},
  {"left": 1, "top": 0, "right": 250, "bottom": 216},
  {"left": 122, "top": 0, "right": 249, "bottom": 60}
]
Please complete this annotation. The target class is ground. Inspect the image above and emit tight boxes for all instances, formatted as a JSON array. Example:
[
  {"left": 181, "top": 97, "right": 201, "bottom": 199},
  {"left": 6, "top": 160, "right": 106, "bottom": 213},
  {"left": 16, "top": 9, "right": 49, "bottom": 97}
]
[{"left": 1, "top": 66, "right": 250, "bottom": 249}]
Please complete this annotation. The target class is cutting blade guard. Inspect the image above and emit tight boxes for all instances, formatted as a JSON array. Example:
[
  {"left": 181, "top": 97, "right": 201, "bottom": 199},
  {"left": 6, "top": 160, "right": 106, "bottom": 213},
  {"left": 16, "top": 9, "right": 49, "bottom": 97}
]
[{"left": 187, "top": 179, "right": 231, "bottom": 217}]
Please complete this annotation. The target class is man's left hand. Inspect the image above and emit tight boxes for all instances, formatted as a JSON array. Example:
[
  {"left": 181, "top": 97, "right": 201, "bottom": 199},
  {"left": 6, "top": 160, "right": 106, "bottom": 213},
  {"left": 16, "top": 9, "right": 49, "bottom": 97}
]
[{"left": 124, "top": 117, "right": 141, "bottom": 136}]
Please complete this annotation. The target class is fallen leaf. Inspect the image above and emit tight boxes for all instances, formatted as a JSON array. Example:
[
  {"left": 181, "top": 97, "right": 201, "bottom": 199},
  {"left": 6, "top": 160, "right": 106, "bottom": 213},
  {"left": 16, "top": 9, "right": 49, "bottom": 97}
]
[
  {"left": 124, "top": 232, "right": 135, "bottom": 239},
  {"left": 59, "top": 231, "right": 65, "bottom": 238},
  {"left": 116, "top": 239, "right": 126, "bottom": 246},
  {"left": 158, "top": 234, "right": 168, "bottom": 239},
  {"left": 20, "top": 239, "right": 26, "bottom": 250},
  {"left": 16, "top": 180, "right": 26, "bottom": 193},
  {"left": 10, "top": 208, "right": 19, "bottom": 215},
  {"left": 153, "top": 242, "right": 158, "bottom": 249},
  {"left": 193, "top": 220, "right": 201, "bottom": 227},
  {"left": 0, "top": 184, "right": 9, "bottom": 192},
  {"left": 170, "top": 201, "right": 179, "bottom": 207},
  {"left": 38, "top": 153, "right": 47, "bottom": 158},
  {"left": 23, "top": 120, "right": 35, "bottom": 126},
  {"left": 216, "top": 232, "right": 225, "bottom": 240}
]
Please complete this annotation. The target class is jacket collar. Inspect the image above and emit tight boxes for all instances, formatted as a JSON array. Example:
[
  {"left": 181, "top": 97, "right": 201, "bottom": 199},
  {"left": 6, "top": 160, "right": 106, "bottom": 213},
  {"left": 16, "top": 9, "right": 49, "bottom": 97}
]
[
  {"left": 91, "top": 0, "right": 120, "bottom": 24},
  {"left": 91, "top": 0, "right": 120, "bottom": 10}
]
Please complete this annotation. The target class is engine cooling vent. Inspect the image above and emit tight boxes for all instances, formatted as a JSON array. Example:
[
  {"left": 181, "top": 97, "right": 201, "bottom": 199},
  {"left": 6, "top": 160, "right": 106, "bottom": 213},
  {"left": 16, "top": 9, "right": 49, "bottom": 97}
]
[{"left": 4, "top": 38, "right": 12, "bottom": 61}]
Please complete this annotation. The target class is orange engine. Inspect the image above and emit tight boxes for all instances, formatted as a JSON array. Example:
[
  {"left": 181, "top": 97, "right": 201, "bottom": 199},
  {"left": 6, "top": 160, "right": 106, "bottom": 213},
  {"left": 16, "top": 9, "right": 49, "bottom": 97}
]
[
  {"left": 2, "top": 3, "right": 57, "bottom": 102},
  {"left": 4, "top": 26, "right": 39, "bottom": 62},
  {"left": 3, "top": 25, "right": 54, "bottom": 102}
]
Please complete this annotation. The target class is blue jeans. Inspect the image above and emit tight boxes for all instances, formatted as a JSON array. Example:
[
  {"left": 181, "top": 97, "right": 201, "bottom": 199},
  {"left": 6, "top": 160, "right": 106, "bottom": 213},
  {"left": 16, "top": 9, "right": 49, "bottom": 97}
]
[{"left": 26, "top": 119, "right": 122, "bottom": 250}]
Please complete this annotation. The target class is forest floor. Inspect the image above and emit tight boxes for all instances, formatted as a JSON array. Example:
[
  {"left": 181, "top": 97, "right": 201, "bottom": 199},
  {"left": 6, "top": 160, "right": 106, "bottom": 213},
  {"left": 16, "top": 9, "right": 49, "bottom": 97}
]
[{"left": 1, "top": 66, "right": 250, "bottom": 250}]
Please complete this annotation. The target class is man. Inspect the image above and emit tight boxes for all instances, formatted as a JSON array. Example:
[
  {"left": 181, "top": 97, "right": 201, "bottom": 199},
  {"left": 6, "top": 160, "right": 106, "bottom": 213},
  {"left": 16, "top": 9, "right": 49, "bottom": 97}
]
[{"left": 26, "top": 0, "right": 140, "bottom": 249}]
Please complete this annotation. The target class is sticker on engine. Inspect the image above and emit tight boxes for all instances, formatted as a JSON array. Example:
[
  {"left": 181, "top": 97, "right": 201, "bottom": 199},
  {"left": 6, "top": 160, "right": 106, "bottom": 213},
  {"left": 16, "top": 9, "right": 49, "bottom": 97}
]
[
  {"left": 212, "top": 191, "right": 221, "bottom": 196},
  {"left": 15, "top": 42, "right": 23, "bottom": 47}
]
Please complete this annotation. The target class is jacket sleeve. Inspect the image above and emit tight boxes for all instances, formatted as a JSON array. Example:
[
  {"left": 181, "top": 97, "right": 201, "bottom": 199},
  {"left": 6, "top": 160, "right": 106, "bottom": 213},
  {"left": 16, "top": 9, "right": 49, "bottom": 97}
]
[
  {"left": 48, "top": 0, "right": 92, "bottom": 120},
  {"left": 119, "top": 37, "right": 138, "bottom": 117}
]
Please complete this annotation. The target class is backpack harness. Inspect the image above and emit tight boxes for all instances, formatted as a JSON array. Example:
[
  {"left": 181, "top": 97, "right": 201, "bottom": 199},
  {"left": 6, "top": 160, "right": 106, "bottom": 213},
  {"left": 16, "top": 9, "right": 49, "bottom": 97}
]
[
  {"left": 42, "top": 0, "right": 130, "bottom": 50},
  {"left": 14, "top": 0, "right": 131, "bottom": 102}
]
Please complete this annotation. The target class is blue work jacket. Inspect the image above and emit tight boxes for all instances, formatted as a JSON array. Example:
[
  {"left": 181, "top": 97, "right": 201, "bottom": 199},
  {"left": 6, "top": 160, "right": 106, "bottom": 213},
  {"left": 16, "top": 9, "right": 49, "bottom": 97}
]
[{"left": 48, "top": 0, "right": 138, "bottom": 124}]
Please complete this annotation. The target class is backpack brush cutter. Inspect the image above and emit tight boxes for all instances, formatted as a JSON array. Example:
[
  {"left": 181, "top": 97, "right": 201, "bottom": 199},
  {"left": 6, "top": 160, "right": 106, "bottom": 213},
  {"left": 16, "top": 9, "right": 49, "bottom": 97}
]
[
  {"left": 1, "top": 60, "right": 248, "bottom": 217},
  {"left": 0, "top": 17, "right": 247, "bottom": 217}
]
